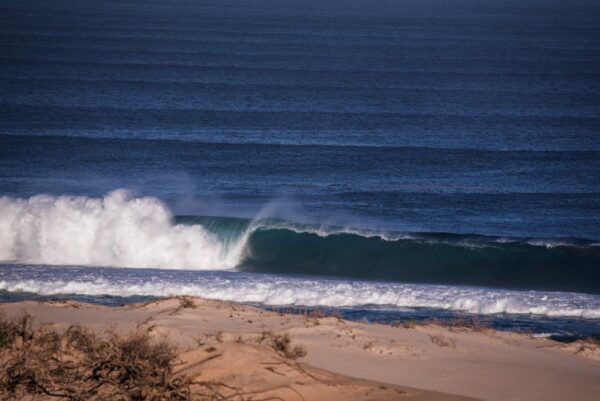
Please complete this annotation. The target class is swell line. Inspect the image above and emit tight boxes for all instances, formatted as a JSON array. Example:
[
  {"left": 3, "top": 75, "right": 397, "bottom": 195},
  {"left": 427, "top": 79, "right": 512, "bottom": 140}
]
[{"left": 2, "top": 191, "right": 598, "bottom": 294}]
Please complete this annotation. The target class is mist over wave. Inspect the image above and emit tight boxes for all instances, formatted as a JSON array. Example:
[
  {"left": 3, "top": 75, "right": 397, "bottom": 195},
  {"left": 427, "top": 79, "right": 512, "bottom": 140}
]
[{"left": 0, "top": 190, "right": 242, "bottom": 269}]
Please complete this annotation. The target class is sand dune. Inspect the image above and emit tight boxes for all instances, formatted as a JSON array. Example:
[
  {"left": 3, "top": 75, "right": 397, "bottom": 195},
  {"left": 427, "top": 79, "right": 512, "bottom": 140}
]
[{"left": 1, "top": 297, "right": 598, "bottom": 401}]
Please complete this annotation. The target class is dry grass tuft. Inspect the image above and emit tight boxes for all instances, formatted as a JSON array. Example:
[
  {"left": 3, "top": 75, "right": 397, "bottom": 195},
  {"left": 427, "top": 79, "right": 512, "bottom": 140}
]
[
  {"left": 259, "top": 331, "right": 307, "bottom": 360},
  {"left": 583, "top": 337, "right": 600, "bottom": 346},
  {"left": 0, "top": 312, "right": 239, "bottom": 401},
  {"left": 429, "top": 334, "right": 456, "bottom": 348},
  {"left": 391, "top": 320, "right": 416, "bottom": 329},
  {"left": 308, "top": 309, "right": 327, "bottom": 319},
  {"left": 302, "top": 309, "right": 343, "bottom": 327},
  {"left": 447, "top": 316, "right": 490, "bottom": 332},
  {"left": 176, "top": 296, "right": 197, "bottom": 309},
  {"left": 0, "top": 311, "right": 33, "bottom": 348},
  {"left": 574, "top": 337, "right": 600, "bottom": 354}
]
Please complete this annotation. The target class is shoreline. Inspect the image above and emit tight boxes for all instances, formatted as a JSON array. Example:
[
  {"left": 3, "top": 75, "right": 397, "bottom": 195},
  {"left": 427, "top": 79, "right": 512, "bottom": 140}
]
[
  {"left": 2, "top": 263, "right": 599, "bottom": 338},
  {"left": 1, "top": 296, "right": 599, "bottom": 401}
]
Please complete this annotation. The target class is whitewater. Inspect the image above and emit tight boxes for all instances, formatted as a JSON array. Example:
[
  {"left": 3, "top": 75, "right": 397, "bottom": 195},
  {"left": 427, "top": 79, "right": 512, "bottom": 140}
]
[
  {"left": 0, "top": 190, "right": 244, "bottom": 269},
  {"left": 1, "top": 265, "right": 599, "bottom": 319},
  {"left": 1, "top": 190, "right": 599, "bottom": 336}
]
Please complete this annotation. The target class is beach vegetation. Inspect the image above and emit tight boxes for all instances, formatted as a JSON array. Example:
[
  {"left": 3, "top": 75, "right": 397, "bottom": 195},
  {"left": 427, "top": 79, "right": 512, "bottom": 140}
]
[
  {"left": 392, "top": 320, "right": 416, "bottom": 329},
  {"left": 0, "top": 313, "right": 243, "bottom": 401},
  {"left": 447, "top": 315, "right": 490, "bottom": 332},
  {"left": 176, "top": 296, "right": 197, "bottom": 309},
  {"left": 259, "top": 331, "right": 307, "bottom": 359},
  {"left": 429, "top": 334, "right": 456, "bottom": 348}
]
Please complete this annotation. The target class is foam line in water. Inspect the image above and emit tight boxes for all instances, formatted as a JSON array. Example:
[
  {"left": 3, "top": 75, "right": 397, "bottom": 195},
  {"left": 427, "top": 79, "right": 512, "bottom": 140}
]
[
  {"left": 0, "top": 190, "right": 243, "bottom": 269},
  {"left": 1, "top": 266, "right": 599, "bottom": 319}
]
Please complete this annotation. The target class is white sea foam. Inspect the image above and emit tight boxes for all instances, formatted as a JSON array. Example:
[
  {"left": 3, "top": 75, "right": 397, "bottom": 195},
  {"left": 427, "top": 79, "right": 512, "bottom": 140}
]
[
  {"left": 1, "top": 267, "right": 598, "bottom": 319},
  {"left": 0, "top": 191, "right": 243, "bottom": 269}
]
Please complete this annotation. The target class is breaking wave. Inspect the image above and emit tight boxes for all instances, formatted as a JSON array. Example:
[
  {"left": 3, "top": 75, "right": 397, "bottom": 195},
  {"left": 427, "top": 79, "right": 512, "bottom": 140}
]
[
  {"left": 1, "top": 191, "right": 600, "bottom": 294},
  {"left": 0, "top": 190, "right": 243, "bottom": 269}
]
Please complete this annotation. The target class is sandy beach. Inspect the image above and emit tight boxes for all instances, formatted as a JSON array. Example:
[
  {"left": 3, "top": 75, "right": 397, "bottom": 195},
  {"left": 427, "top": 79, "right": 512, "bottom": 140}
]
[{"left": 1, "top": 297, "right": 598, "bottom": 401}]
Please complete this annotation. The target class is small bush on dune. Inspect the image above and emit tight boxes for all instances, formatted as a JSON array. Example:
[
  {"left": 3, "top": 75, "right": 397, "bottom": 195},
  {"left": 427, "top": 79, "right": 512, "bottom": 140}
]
[
  {"left": 307, "top": 309, "right": 326, "bottom": 319},
  {"left": 176, "top": 296, "right": 197, "bottom": 309},
  {"left": 0, "top": 313, "right": 310, "bottom": 400},
  {"left": 448, "top": 315, "right": 490, "bottom": 332},
  {"left": 582, "top": 337, "right": 600, "bottom": 346},
  {"left": 259, "top": 331, "right": 307, "bottom": 359},
  {"left": 574, "top": 337, "right": 600, "bottom": 354},
  {"left": 429, "top": 334, "right": 456, "bottom": 348},
  {"left": 0, "top": 312, "right": 33, "bottom": 348},
  {"left": 391, "top": 320, "right": 416, "bottom": 329},
  {"left": 0, "top": 313, "right": 232, "bottom": 401}
]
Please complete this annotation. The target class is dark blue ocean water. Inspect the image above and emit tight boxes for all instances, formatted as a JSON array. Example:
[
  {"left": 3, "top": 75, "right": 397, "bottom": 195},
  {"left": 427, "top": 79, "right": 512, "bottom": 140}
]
[
  {"left": 2, "top": 0, "right": 600, "bottom": 239},
  {"left": 1, "top": 0, "right": 599, "bottom": 336}
]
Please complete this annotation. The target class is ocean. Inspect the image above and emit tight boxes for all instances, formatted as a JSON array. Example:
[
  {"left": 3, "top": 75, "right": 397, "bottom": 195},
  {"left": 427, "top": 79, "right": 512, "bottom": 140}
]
[{"left": 1, "top": 0, "right": 599, "bottom": 339}]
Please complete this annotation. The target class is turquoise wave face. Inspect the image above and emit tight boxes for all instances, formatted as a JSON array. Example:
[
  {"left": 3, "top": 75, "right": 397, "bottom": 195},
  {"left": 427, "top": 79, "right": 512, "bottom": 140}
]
[{"left": 176, "top": 215, "right": 600, "bottom": 294}]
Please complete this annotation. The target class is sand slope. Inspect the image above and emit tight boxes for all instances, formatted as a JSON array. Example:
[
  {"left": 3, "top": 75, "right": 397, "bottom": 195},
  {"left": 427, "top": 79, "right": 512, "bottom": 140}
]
[{"left": 2, "top": 298, "right": 598, "bottom": 401}]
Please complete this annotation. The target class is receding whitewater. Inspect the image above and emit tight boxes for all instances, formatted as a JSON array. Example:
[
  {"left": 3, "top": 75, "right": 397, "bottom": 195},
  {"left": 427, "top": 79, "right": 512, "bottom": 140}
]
[{"left": 1, "top": 264, "right": 599, "bottom": 339}]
